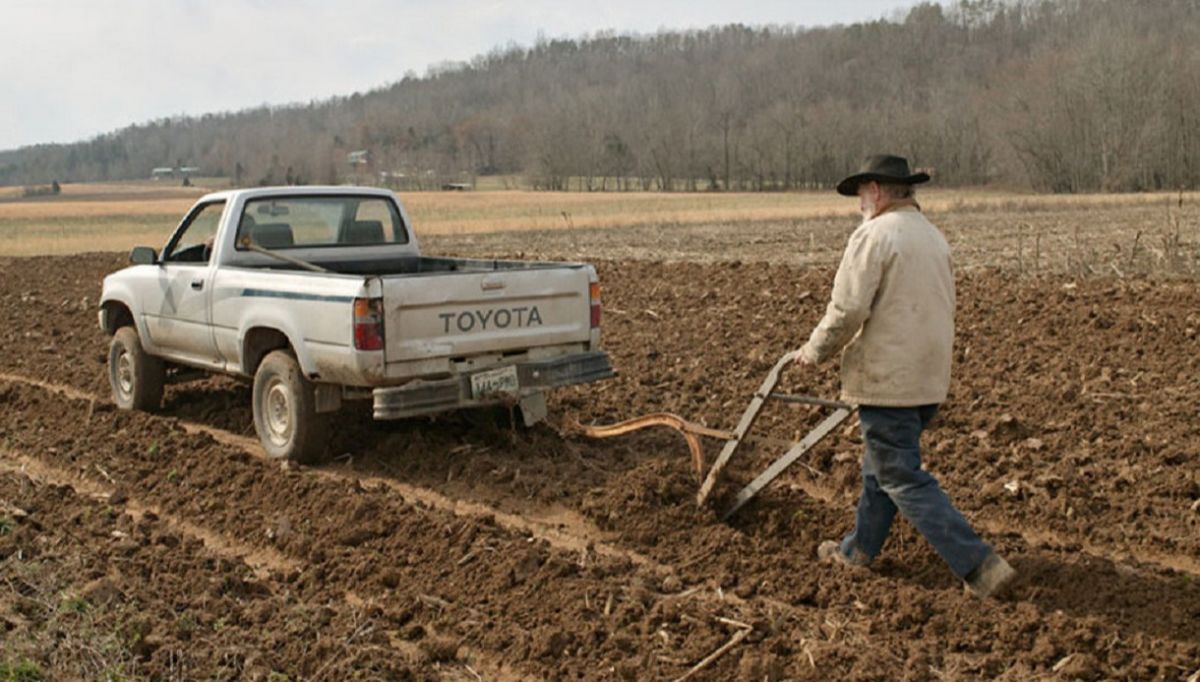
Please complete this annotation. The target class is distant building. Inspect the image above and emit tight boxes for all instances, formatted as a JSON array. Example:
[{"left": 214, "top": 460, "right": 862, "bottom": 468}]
[
  {"left": 150, "top": 165, "right": 202, "bottom": 180},
  {"left": 347, "top": 150, "right": 370, "bottom": 167}
]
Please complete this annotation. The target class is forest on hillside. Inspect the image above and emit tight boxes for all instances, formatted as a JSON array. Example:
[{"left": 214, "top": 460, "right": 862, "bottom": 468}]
[{"left": 2, "top": 0, "right": 1198, "bottom": 193}]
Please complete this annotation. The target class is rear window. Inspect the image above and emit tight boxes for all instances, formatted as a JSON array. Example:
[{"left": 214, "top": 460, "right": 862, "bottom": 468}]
[{"left": 235, "top": 195, "right": 408, "bottom": 250}]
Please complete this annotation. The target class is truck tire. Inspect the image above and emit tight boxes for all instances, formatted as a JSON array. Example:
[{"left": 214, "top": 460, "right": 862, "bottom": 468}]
[
  {"left": 108, "top": 326, "right": 165, "bottom": 411},
  {"left": 252, "top": 350, "right": 329, "bottom": 464}
]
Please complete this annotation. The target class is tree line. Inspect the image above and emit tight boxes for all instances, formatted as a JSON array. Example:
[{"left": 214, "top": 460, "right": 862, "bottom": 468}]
[{"left": 2, "top": 0, "right": 1199, "bottom": 193}]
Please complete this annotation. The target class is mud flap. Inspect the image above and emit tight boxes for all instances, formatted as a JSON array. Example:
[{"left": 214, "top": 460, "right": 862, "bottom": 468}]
[
  {"left": 519, "top": 391, "right": 547, "bottom": 427},
  {"left": 314, "top": 383, "right": 342, "bottom": 414}
]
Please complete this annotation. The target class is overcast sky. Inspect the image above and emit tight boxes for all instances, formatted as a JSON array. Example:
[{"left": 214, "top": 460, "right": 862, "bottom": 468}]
[{"left": 1, "top": 0, "right": 928, "bottom": 151}]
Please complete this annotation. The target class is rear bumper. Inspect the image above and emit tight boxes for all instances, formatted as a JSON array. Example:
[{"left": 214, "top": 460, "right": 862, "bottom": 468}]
[{"left": 372, "top": 351, "right": 614, "bottom": 420}]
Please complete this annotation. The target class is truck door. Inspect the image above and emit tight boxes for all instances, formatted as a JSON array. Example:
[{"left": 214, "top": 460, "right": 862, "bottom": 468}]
[{"left": 141, "top": 200, "right": 225, "bottom": 364}]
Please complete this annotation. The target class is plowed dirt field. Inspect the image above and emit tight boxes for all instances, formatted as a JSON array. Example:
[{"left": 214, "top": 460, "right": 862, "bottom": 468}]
[{"left": 1, "top": 251, "right": 1197, "bottom": 680}]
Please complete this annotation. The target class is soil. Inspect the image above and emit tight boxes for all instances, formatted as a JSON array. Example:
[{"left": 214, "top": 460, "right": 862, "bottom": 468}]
[{"left": 0, "top": 251, "right": 1198, "bottom": 680}]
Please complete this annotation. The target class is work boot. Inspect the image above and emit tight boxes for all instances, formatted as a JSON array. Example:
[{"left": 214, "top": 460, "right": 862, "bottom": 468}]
[
  {"left": 964, "top": 552, "right": 1016, "bottom": 598},
  {"left": 817, "top": 540, "right": 871, "bottom": 569}
]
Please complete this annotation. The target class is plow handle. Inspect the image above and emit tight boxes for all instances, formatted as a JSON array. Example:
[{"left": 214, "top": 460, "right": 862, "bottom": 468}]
[{"left": 695, "top": 350, "right": 801, "bottom": 507}]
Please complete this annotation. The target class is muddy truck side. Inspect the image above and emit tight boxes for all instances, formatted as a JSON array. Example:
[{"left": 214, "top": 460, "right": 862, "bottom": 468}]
[{"left": 98, "top": 186, "right": 613, "bottom": 461}]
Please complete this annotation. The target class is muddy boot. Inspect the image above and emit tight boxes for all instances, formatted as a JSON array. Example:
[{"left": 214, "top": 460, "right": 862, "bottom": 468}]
[
  {"left": 817, "top": 540, "right": 871, "bottom": 569},
  {"left": 964, "top": 552, "right": 1016, "bottom": 598}
]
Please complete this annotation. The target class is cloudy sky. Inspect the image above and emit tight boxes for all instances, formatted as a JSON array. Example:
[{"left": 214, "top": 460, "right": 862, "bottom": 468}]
[{"left": 1, "top": 0, "right": 927, "bottom": 151}]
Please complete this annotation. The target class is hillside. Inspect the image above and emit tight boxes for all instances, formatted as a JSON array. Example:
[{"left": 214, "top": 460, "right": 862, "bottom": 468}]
[{"left": 2, "top": 0, "right": 1198, "bottom": 192}]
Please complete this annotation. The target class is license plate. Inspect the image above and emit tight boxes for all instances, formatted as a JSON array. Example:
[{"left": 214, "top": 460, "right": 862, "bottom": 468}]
[{"left": 470, "top": 365, "right": 519, "bottom": 399}]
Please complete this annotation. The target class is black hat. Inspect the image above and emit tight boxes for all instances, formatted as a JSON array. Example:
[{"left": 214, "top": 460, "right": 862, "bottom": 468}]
[{"left": 836, "top": 154, "right": 930, "bottom": 196}]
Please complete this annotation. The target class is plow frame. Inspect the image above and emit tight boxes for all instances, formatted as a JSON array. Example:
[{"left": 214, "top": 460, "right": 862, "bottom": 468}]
[{"left": 570, "top": 351, "right": 857, "bottom": 519}]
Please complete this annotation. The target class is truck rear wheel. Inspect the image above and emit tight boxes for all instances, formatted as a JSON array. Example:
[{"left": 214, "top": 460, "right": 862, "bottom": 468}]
[
  {"left": 108, "top": 326, "right": 165, "bottom": 411},
  {"left": 252, "top": 350, "right": 329, "bottom": 464}
]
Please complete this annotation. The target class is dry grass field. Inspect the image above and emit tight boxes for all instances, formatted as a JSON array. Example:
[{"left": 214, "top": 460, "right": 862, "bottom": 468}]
[
  {"left": 0, "top": 180, "right": 1197, "bottom": 275},
  {"left": 1, "top": 181, "right": 856, "bottom": 257}
]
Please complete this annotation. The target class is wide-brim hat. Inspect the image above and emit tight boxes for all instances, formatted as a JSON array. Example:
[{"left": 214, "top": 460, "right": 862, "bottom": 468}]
[{"left": 836, "top": 154, "right": 930, "bottom": 196}]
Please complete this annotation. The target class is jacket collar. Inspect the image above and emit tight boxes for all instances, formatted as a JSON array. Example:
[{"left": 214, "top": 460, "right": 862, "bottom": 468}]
[{"left": 872, "top": 198, "right": 921, "bottom": 219}]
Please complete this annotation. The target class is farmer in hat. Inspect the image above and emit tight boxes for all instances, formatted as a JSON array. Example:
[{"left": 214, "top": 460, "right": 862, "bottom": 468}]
[{"left": 795, "top": 154, "right": 1015, "bottom": 598}]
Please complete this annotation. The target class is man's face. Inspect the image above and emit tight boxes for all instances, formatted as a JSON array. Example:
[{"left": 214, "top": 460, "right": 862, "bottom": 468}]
[{"left": 857, "top": 181, "right": 881, "bottom": 221}]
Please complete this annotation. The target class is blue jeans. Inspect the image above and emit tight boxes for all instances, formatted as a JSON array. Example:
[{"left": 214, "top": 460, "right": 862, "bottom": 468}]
[{"left": 839, "top": 405, "right": 992, "bottom": 579}]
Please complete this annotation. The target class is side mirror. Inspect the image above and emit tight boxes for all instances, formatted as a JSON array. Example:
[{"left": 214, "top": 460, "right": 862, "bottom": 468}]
[{"left": 129, "top": 246, "right": 158, "bottom": 265}]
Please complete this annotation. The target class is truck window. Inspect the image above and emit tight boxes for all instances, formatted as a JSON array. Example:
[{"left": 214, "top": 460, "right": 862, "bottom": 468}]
[
  {"left": 236, "top": 196, "right": 408, "bottom": 250},
  {"left": 354, "top": 201, "right": 401, "bottom": 242},
  {"left": 163, "top": 200, "right": 226, "bottom": 263}
]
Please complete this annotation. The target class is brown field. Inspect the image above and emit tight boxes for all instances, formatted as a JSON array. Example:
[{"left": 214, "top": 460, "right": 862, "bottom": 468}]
[
  {"left": 1, "top": 183, "right": 1199, "bottom": 679},
  {"left": 1, "top": 181, "right": 1197, "bottom": 274}
]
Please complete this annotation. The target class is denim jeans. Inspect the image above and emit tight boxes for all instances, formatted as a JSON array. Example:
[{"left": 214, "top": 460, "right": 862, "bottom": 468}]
[{"left": 839, "top": 405, "right": 992, "bottom": 579}]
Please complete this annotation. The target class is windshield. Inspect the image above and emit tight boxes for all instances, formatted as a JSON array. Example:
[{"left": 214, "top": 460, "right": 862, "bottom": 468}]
[{"left": 235, "top": 195, "right": 408, "bottom": 250}]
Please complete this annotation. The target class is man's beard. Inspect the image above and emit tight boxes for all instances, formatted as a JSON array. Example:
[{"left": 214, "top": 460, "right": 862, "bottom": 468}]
[{"left": 860, "top": 198, "right": 876, "bottom": 223}]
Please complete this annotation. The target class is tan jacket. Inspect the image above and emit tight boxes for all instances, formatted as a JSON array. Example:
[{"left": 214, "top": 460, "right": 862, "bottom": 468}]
[{"left": 799, "top": 205, "right": 955, "bottom": 407}]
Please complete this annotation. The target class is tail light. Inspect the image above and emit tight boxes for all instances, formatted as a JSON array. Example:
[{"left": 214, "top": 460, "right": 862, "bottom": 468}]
[
  {"left": 589, "top": 282, "right": 601, "bottom": 329},
  {"left": 353, "top": 297, "right": 384, "bottom": 351}
]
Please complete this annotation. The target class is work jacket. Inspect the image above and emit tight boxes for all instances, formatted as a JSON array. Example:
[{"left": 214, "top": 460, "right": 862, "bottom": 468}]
[{"left": 799, "top": 205, "right": 954, "bottom": 407}]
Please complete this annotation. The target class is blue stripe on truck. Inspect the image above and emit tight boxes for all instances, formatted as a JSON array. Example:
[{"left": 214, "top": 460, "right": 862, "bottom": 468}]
[{"left": 240, "top": 288, "right": 355, "bottom": 303}]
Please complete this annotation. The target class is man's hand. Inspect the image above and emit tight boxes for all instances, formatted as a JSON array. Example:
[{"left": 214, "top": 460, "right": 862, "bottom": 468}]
[{"left": 793, "top": 345, "right": 818, "bottom": 366}]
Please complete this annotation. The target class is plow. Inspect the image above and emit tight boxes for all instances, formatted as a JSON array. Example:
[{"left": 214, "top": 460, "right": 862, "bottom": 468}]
[{"left": 569, "top": 351, "right": 857, "bottom": 519}]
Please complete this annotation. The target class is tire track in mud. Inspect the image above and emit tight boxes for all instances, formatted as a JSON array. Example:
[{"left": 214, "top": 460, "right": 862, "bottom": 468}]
[
  {"left": 0, "top": 371, "right": 96, "bottom": 401},
  {"left": 0, "top": 370, "right": 666, "bottom": 574},
  {"left": 0, "top": 448, "right": 301, "bottom": 579},
  {"left": 0, "top": 465, "right": 440, "bottom": 679},
  {"left": 177, "top": 420, "right": 667, "bottom": 573}
]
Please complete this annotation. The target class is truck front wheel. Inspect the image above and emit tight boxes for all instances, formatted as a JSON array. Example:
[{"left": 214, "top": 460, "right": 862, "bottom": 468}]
[
  {"left": 108, "top": 326, "right": 165, "bottom": 411},
  {"left": 252, "top": 350, "right": 330, "bottom": 464}
]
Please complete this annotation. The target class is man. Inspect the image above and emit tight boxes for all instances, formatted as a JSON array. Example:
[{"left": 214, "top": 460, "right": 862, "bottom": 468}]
[{"left": 796, "top": 154, "right": 1015, "bottom": 598}]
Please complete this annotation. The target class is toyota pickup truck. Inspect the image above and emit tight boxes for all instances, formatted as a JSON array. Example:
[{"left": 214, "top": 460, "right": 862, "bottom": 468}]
[{"left": 99, "top": 186, "right": 613, "bottom": 462}]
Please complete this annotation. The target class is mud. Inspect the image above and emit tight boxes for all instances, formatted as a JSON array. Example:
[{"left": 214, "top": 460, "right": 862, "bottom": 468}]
[
  {"left": 1, "top": 252, "right": 1199, "bottom": 679},
  {"left": 0, "top": 461, "right": 426, "bottom": 680}
]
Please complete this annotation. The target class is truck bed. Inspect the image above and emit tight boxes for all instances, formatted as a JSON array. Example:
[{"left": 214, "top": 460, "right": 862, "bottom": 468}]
[{"left": 237, "top": 254, "right": 587, "bottom": 277}]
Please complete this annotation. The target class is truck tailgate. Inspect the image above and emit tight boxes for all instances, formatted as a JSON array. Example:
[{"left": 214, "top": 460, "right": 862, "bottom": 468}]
[{"left": 381, "top": 267, "right": 592, "bottom": 363}]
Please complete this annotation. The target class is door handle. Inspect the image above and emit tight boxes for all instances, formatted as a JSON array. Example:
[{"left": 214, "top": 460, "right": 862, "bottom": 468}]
[{"left": 190, "top": 279, "right": 204, "bottom": 290}]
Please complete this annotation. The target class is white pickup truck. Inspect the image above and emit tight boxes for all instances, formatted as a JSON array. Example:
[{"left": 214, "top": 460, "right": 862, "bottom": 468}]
[{"left": 99, "top": 186, "right": 613, "bottom": 462}]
